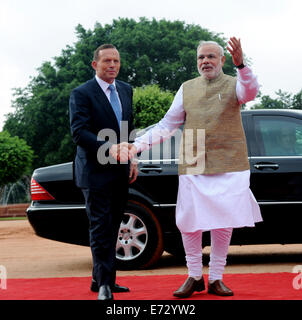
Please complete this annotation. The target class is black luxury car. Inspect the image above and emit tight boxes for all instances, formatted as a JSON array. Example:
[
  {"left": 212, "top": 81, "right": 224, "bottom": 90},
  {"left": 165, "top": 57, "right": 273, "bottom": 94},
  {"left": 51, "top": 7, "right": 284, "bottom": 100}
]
[{"left": 27, "top": 109, "right": 302, "bottom": 270}]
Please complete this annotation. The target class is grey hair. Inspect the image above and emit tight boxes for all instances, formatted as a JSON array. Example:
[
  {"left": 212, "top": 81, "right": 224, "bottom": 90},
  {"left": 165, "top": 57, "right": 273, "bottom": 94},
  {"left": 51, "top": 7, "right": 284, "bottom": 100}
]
[{"left": 197, "top": 41, "right": 225, "bottom": 57}]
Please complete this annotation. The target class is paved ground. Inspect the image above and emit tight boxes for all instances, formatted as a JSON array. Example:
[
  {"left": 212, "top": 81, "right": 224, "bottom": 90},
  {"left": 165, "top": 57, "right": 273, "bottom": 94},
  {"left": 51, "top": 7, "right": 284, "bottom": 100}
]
[{"left": 1, "top": 219, "right": 302, "bottom": 279}]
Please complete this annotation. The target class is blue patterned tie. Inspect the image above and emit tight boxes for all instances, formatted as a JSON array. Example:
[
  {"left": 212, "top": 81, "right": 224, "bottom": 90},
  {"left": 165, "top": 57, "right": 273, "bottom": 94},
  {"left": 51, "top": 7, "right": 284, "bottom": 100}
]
[{"left": 109, "top": 84, "right": 122, "bottom": 127}]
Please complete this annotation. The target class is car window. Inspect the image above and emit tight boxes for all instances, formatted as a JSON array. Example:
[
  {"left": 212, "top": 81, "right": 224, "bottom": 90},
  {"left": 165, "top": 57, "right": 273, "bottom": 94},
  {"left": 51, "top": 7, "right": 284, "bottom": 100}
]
[{"left": 254, "top": 115, "right": 302, "bottom": 156}]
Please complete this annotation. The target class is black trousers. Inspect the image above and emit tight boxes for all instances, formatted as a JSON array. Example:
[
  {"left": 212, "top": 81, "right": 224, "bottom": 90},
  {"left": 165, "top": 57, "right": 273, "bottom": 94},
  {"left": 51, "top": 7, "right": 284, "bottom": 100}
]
[{"left": 82, "top": 177, "right": 129, "bottom": 287}]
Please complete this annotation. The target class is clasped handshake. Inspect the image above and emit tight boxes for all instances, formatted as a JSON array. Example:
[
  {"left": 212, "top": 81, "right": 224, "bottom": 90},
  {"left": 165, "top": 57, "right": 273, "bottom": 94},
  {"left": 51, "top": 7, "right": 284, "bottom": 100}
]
[{"left": 109, "top": 142, "right": 138, "bottom": 163}]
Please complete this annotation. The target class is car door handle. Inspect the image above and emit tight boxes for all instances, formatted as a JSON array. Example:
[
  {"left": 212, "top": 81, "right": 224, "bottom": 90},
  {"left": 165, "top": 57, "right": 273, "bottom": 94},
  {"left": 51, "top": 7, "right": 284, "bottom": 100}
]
[
  {"left": 254, "top": 163, "right": 279, "bottom": 170},
  {"left": 140, "top": 166, "right": 163, "bottom": 173}
]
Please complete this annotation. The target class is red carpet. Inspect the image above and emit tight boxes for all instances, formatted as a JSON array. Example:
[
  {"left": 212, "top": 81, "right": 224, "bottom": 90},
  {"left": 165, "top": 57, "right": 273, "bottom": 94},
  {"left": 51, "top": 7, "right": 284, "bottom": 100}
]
[{"left": 0, "top": 273, "right": 301, "bottom": 300}]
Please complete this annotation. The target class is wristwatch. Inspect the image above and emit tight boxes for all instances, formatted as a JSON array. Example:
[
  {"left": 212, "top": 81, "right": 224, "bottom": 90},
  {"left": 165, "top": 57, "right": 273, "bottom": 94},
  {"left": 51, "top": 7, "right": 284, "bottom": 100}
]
[{"left": 236, "top": 63, "right": 245, "bottom": 69}]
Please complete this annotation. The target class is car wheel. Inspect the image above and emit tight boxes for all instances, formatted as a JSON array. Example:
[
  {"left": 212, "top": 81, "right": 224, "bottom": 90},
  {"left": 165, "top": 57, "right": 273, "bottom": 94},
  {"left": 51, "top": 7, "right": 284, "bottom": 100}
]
[{"left": 116, "top": 200, "right": 164, "bottom": 270}]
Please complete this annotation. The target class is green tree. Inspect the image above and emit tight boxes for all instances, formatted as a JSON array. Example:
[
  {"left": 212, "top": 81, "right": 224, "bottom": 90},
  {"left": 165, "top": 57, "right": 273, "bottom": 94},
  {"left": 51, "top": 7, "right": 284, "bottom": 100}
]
[
  {"left": 133, "top": 85, "right": 174, "bottom": 129},
  {"left": 251, "top": 89, "right": 302, "bottom": 110},
  {"left": 0, "top": 131, "right": 33, "bottom": 187},
  {"left": 292, "top": 90, "right": 302, "bottom": 110},
  {"left": 103, "top": 18, "right": 235, "bottom": 91},
  {"left": 4, "top": 18, "right": 236, "bottom": 169}
]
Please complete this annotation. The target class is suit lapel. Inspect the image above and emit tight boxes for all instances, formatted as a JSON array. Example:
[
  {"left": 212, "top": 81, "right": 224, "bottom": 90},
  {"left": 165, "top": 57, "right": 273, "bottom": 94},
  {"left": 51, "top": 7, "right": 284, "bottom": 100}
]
[{"left": 91, "top": 79, "right": 119, "bottom": 127}]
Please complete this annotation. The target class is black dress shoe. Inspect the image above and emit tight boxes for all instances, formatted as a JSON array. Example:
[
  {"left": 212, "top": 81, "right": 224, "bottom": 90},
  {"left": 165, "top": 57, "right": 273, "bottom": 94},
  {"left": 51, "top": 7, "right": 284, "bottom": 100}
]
[
  {"left": 98, "top": 285, "right": 113, "bottom": 300},
  {"left": 91, "top": 279, "right": 129, "bottom": 293},
  {"left": 91, "top": 279, "right": 99, "bottom": 292},
  {"left": 112, "top": 283, "right": 130, "bottom": 293},
  {"left": 173, "top": 276, "right": 205, "bottom": 298},
  {"left": 208, "top": 280, "right": 234, "bottom": 296}
]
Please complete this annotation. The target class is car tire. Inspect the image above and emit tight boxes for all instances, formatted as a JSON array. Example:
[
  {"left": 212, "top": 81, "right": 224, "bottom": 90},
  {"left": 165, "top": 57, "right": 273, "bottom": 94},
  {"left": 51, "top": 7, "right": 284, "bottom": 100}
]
[{"left": 116, "top": 200, "right": 164, "bottom": 270}]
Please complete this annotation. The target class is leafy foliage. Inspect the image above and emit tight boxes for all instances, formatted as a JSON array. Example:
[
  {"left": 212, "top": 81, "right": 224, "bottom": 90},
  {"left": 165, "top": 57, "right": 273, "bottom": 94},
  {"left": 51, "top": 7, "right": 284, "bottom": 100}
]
[
  {"left": 0, "top": 131, "right": 33, "bottom": 187},
  {"left": 251, "top": 89, "right": 302, "bottom": 110},
  {"left": 133, "top": 85, "right": 174, "bottom": 129}
]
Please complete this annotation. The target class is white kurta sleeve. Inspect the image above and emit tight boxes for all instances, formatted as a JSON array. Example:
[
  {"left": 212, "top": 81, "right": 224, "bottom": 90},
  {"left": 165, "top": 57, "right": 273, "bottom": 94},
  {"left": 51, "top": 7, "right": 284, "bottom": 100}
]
[
  {"left": 236, "top": 66, "right": 259, "bottom": 104},
  {"left": 134, "top": 85, "right": 185, "bottom": 152}
]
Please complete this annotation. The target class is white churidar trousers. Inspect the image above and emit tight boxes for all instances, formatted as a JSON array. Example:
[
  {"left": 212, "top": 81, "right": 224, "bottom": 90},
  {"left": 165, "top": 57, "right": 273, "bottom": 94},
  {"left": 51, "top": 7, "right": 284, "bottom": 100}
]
[{"left": 181, "top": 228, "right": 233, "bottom": 281}]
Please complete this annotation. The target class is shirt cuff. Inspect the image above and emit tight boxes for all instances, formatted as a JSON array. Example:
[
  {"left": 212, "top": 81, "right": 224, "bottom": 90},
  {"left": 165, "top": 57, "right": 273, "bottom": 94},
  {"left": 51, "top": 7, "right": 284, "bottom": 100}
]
[{"left": 237, "top": 65, "right": 253, "bottom": 80}]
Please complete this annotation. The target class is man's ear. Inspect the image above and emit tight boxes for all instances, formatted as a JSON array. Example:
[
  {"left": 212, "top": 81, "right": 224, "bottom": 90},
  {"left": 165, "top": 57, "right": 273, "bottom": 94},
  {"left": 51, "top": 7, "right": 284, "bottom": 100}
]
[
  {"left": 91, "top": 60, "right": 97, "bottom": 71},
  {"left": 221, "top": 56, "right": 226, "bottom": 66}
]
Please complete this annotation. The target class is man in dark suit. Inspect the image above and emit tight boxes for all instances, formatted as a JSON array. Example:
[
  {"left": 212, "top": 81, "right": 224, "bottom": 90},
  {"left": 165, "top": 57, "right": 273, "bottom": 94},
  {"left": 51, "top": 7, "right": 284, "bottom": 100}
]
[{"left": 69, "top": 44, "right": 138, "bottom": 300}]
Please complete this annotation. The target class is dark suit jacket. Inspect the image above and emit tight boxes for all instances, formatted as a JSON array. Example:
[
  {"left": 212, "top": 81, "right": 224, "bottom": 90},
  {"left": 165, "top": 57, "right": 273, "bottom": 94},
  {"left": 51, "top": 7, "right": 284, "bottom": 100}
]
[{"left": 69, "top": 78, "right": 134, "bottom": 190}]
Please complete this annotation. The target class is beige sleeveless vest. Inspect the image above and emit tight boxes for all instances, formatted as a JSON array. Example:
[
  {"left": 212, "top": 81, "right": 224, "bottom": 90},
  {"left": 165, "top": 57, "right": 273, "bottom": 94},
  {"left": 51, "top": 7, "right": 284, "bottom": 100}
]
[{"left": 178, "top": 71, "right": 250, "bottom": 175}]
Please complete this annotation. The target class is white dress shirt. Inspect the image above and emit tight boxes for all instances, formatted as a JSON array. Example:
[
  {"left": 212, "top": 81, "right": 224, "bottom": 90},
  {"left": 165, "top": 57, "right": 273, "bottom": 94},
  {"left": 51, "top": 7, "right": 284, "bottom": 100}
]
[
  {"left": 95, "top": 75, "right": 122, "bottom": 112},
  {"left": 134, "top": 67, "right": 263, "bottom": 232}
]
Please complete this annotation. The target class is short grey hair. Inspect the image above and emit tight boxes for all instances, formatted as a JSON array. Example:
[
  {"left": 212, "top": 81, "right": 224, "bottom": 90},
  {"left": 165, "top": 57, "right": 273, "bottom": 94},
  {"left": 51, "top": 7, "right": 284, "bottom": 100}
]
[
  {"left": 93, "top": 44, "right": 118, "bottom": 61},
  {"left": 197, "top": 41, "right": 225, "bottom": 57}
]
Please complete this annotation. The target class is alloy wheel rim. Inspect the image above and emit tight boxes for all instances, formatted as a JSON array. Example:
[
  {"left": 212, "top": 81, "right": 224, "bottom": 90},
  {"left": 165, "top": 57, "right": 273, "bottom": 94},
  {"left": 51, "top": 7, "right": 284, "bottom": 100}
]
[{"left": 116, "top": 212, "right": 148, "bottom": 261}]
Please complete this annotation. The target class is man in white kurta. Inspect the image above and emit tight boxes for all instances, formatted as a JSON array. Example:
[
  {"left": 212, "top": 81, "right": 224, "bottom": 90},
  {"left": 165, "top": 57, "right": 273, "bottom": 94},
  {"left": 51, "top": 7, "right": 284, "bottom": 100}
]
[{"left": 121, "top": 38, "right": 262, "bottom": 298}]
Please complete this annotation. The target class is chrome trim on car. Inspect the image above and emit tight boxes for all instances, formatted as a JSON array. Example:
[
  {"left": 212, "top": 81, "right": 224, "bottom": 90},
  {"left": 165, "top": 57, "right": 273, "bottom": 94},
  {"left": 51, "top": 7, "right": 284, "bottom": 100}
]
[
  {"left": 28, "top": 205, "right": 86, "bottom": 211},
  {"left": 29, "top": 204, "right": 177, "bottom": 210},
  {"left": 153, "top": 204, "right": 177, "bottom": 208},
  {"left": 249, "top": 156, "right": 302, "bottom": 159},
  {"left": 139, "top": 159, "right": 179, "bottom": 164}
]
